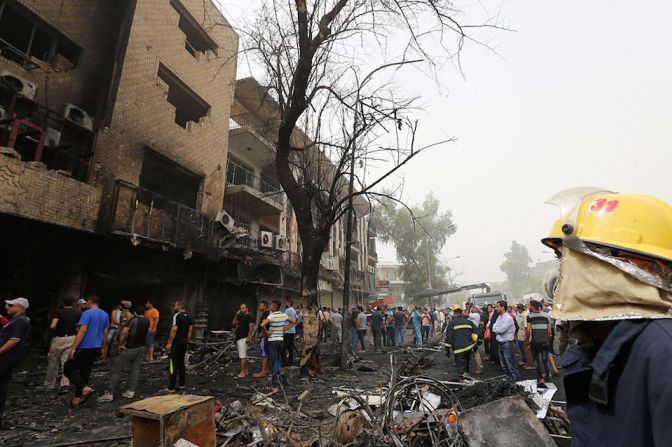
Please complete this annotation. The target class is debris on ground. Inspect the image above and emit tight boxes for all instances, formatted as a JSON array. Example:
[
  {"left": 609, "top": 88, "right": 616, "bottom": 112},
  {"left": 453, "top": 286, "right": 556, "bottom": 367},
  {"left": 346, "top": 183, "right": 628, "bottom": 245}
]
[
  {"left": 2, "top": 336, "right": 571, "bottom": 446},
  {"left": 459, "top": 395, "right": 556, "bottom": 447}
]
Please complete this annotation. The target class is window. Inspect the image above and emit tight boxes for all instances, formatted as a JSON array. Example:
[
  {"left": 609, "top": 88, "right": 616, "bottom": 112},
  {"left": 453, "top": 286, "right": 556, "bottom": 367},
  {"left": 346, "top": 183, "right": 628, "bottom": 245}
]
[
  {"left": 139, "top": 148, "right": 201, "bottom": 209},
  {"left": 170, "top": 0, "right": 218, "bottom": 58},
  {"left": 0, "top": 1, "right": 81, "bottom": 68},
  {"left": 157, "top": 63, "right": 210, "bottom": 128}
]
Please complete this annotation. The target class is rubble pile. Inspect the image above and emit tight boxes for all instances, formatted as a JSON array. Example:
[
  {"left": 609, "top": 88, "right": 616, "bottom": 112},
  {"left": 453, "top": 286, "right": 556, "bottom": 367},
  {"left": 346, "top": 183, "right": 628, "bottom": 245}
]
[
  {"left": 1, "top": 338, "right": 571, "bottom": 446},
  {"left": 453, "top": 377, "right": 523, "bottom": 409}
]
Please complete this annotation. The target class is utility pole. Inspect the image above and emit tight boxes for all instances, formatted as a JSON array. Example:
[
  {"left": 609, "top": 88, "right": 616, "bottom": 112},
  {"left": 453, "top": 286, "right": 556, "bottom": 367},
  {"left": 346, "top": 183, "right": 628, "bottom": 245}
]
[
  {"left": 425, "top": 235, "right": 432, "bottom": 290},
  {"left": 340, "top": 142, "right": 357, "bottom": 369}
]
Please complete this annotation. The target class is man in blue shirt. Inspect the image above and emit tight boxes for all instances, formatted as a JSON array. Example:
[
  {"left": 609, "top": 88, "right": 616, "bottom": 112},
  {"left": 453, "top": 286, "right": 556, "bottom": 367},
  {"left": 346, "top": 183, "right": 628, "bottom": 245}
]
[
  {"left": 0, "top": 298, "right": 30, "bottom": 429},
  {"left": 411, "top": 307, "right": 423, "bottom": 347},
  {"left": 63, "top": 294, "right": 109, "bottom": 407},
  {"left": 283, "top": 299, "right": 298, "bottom": 366},
  {"left": 370, "top": 308, "right": 384, "bottom": 353}
]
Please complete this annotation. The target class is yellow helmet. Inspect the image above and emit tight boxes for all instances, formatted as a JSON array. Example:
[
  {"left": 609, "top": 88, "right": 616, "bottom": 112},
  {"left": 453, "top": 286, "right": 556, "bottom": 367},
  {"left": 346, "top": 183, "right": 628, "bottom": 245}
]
[
  {"left": 568, "top": 193, "right": 672, "bottom": 263},
  {"left": 452, "top": 305, "right": 461, "bottom": 311},
  {"left": 541, "top": 219, "right": 564, "bottom": 249}
]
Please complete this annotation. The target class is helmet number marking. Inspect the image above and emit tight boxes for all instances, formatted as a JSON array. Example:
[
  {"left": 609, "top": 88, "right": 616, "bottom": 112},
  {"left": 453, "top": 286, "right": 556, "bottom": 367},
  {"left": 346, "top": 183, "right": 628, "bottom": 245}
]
[{"left": 590, "top": 199, "right": 619, "bottom": 213}]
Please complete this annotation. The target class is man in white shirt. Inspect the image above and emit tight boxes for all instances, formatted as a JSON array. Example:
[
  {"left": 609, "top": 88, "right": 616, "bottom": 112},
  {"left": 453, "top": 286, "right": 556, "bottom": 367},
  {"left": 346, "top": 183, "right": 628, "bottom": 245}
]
[
  {"left": 492, "top": 300, "right": 522, "bottom": 382},
  {"left": 515, "top": 304, "right": 528, "bottom": 366},
  {"left": 330, "top": 309, "right": 343, "bottom": 344},
  {"left": 261, "top": 300, "right": 295, "bottom": 390}
]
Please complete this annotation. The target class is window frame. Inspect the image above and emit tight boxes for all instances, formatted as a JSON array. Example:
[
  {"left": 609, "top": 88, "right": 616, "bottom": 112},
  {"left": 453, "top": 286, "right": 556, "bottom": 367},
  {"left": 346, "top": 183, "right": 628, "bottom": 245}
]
[{"left": 0, "top": 1, "right": 82, "bottom": 68}]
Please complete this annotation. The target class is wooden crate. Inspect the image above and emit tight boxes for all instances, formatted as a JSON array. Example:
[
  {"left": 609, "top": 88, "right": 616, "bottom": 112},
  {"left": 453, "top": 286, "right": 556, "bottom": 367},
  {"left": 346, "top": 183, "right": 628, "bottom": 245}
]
[{"left": 120, "top": 395, "right": 215, "bottom": 447}]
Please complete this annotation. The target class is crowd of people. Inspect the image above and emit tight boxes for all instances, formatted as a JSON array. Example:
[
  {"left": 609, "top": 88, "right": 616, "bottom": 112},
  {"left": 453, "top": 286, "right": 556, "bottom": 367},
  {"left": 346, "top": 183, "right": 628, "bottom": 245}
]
[
  {"left": 443, "top": 299, "right": 564, "bottom": 385},
  {"left": 0, "top": 289, "right": 565, "bottom": 429},
  {"left": 0, "top": 295, "right": 194, "bottom": 428}
]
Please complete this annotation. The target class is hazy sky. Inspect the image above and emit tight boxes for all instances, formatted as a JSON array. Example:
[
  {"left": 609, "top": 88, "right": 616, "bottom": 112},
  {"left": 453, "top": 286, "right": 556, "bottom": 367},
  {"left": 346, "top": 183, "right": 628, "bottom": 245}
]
[{"left": 220, "top": 0, "right": 672, "bottom": 284}]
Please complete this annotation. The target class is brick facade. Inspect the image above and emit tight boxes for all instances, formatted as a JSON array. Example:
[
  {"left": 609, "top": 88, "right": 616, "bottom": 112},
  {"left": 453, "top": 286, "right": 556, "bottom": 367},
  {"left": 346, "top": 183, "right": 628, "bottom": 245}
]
[
  {"left": 93, "top": 0, "right": 238, "bottom": 220},
  {"left": 0, "top": 1, "right": 239, "bottom": 329},
  {"left": 0, "top": 155, "right": 101, "bottom": 231},
  {"left": 4, "top": 0, "right": 127, "bottom": 119}
]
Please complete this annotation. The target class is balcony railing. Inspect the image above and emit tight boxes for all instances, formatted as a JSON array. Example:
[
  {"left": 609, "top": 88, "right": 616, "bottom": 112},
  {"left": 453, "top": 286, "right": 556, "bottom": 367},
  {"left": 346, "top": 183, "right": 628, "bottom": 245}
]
[
  {"left": 108, "top": 180, "right": 219, "bottom": 254},
  {"left": 229, "top": 113, "right": 250, "bottom": 129},
  {"left": 226, "top": 162, "right": 284, "bottom": 203},
  {"left": 229, "top": 112, "right": 277, "bottom": 144}
]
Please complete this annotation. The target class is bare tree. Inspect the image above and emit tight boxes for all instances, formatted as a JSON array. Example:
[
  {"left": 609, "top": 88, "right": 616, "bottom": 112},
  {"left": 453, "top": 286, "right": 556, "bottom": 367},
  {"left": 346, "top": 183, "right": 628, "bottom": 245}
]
[{"left": 233, "top": 0, "right": 502, "bottom": 374}]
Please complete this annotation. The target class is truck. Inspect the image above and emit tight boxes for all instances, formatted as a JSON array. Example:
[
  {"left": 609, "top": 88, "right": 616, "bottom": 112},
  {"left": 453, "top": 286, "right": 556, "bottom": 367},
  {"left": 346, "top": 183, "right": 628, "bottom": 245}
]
[
  {"left": 413, "top": 283, "right": 507, "bottom": 308},
  {"left": 467, "top": 291, "right": 508, "bottom": 308}
]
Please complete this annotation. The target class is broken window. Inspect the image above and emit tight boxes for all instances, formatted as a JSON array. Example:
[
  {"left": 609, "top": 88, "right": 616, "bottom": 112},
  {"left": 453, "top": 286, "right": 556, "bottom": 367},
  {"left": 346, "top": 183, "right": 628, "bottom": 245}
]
[
  {"left": 139, "top": 148, "right": 201, "bottom": 209},
  {"left": 170, "top": 0, "right": 218, "bottom": 58},
  {"left": 157, "top": 63, "right": 210, "bottom": 128},
  {"left": 0, "top": 1, "right": 81, "bottom": 68}
]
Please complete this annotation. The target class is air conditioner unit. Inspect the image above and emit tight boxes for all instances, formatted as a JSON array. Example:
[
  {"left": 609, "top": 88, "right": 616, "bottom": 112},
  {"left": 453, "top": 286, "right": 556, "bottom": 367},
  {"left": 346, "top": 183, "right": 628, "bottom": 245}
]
[
  {"left": 0, "top": 69, "right": 37, "bottom": 99},
  {"left": 274, "top": 235, "right": 287, "bottom": 251},
  {"left": 367, "top": 265, "right": 375, "bottom": 274},
  {"left": 324, "top": 258, "right": 337, "bottom": 271},
  {"left": 259, "top": 231, "right": 273, "bottom": 248},
  {"left": 46, "top": 127, "right": 61, "bottom": 147},
  {"left": 215, "top": 210, "right": 236, "bottom": 232},
  {"left": 63, "top": 103, "right": 93, "bottom": 131},
  {"left": 0, "top": 106, "right": 9, "bottom": 128}
]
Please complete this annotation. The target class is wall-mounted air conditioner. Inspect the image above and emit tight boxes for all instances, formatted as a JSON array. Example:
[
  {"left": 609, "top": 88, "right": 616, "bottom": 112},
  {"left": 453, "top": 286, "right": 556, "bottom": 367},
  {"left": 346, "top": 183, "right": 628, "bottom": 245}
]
[
  {"left": 0, "top": 69, "right": 37, "bottom": 99},
  {"left": 215, "top": 210, "right": 236, "bottom": 232},
  {"left": 274, "top": 235, "right": 287, "bottom": 251},
  {"left": 46, "top": 127, "right": 61, "bottom": 147},
  {"left": 63, "top": 103, "right": 93, "bottom": 131},
  {"left": 259, "top": 231, "right": 273, "bottom": 248},
  {"left": 325, "top": 258, "right": 338, "bottom": 271},
  {"left": 0, "top": 106, "right": 9, "bottom": 128}
]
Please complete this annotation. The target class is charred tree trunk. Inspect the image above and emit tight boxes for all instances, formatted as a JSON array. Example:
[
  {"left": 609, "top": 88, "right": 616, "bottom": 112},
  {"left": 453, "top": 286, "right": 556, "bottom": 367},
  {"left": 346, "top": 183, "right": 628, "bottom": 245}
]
[{"left": 298, "top": 236, "right": 327, "bottom": 375}]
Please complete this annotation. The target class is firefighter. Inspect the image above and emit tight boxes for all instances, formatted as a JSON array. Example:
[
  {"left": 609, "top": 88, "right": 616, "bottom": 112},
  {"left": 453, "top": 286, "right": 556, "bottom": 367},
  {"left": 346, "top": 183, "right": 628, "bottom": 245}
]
[
  {"left": 444, "top": 307, "right": 479, "bottom": 379},
  {"left": 542, "top": 190, "right": 672, "bottom": 447}
]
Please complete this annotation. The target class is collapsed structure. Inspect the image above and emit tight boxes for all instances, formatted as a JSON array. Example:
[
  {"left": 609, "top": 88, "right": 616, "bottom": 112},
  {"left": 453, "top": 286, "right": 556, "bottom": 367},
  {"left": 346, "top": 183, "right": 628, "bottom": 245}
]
[{"left": 0, "top": 0, "right": 376, "bottom": 340}]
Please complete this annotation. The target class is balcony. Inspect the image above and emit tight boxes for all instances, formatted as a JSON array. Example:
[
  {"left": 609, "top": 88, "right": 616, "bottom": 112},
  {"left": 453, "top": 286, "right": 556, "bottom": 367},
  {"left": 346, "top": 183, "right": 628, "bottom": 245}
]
[
  {"left": 0, "top": 153, "right": 101, "bottom": 231},
  {"left": 228, "top": 113, "right": 275, "bottom": 166},
  {"left": 0, "top": 90, "right": 100, "bottom": 231},
  {"left": 225, "top": 160, "right": 284, "bottom": 217},
  {"left": 107, "top": 180, "right": 220, "bottom": 255}
]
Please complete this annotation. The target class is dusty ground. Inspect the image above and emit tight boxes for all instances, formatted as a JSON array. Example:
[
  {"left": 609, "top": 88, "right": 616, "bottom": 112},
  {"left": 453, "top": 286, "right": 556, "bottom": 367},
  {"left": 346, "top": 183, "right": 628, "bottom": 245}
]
[{"left": 0, "top": 330, "right": 566, "bottom": 446}]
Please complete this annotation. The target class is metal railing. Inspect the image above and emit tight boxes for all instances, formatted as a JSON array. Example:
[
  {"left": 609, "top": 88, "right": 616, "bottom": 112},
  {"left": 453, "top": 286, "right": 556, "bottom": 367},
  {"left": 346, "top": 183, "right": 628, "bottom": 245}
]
[
  {"left": 226, "top": 162, "right": 284, "bottom": 203},
  {"left": 108, "top": 180, "right": 219, "bottom": 254},
  {"left": 229, "top": 113, "right": 251, "bottom": 128}
]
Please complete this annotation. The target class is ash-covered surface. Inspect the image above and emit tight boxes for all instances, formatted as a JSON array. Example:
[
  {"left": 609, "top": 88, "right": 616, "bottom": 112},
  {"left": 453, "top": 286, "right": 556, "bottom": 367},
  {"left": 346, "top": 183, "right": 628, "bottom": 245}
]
[
  {"left": 454, "top": 379, "right": 525, "bottom": 410},
  {"left": 0, "top": 332, "right": 566, "bottom": 446}
]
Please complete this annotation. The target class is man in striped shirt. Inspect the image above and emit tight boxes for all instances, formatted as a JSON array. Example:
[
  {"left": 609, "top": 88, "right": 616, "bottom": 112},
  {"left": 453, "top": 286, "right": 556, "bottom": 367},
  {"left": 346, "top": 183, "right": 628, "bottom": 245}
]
[
  {"left": 526, "top": 300, "right": 552, "bottom": 386},
  {"left": 260, "top": 300, "right": 295, "bottom": 390}
]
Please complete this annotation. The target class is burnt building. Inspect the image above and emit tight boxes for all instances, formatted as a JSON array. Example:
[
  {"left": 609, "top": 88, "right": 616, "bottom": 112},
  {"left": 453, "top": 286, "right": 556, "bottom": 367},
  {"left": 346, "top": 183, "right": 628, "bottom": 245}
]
[
  {"left": 0, "top": 0, "right": 238, "bottom": 338},
  {"left": 215, "top": 78, "right": 378, "bottom": 319}
]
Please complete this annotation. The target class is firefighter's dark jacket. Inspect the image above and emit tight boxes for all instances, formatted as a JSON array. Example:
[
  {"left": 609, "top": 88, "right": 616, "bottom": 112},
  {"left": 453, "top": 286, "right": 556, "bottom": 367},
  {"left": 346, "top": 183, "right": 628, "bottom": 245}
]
[
  {"left": 444, "top": 315, "right": 478, "bottom": 354},
  {"left": 561, "top": 319, "right": 672, "bottom": 446}
]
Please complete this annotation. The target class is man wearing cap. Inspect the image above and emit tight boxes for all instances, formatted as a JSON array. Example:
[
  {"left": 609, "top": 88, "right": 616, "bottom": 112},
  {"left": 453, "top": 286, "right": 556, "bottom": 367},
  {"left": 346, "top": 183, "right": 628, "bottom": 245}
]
[{"left": 0, "top": 298, "right": 31, "bottom": 429}]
